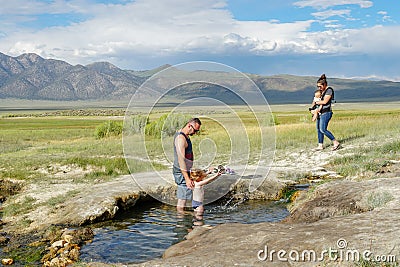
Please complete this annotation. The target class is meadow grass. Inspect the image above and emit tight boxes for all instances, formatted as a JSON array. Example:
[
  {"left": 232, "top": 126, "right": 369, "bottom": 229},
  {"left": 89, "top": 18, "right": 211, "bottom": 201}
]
[
  {"left": 2, "top": 196, "right": 37, "bottom": 217},
  {"left": 0, "top": 106, "right": 399, "bottom": 184},
  {"left": 275, "top": 109, "right": 400, "bottom": 149},
  {"left": 328, "top": 139, "right": 400, "bottom": 177},
  {"left": 0, "top": 117, "right": 130, "bottom": 182}
]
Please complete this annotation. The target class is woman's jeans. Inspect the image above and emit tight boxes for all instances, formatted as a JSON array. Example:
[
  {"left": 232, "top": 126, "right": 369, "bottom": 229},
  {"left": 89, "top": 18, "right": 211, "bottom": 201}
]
[{"left": 316, "top": 111, "right": 335, "bottom": 144}]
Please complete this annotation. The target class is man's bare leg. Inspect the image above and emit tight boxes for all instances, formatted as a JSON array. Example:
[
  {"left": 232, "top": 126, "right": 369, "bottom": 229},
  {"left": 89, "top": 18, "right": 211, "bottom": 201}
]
[{"left": 177, "top": 199, "right": 186, "bottom": 213}]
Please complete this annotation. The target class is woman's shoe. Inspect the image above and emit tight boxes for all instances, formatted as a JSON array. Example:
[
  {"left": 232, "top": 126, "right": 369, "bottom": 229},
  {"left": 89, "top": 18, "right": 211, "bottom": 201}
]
[{"left": 331, "top": 143, "right": 341, "bottom": 151}]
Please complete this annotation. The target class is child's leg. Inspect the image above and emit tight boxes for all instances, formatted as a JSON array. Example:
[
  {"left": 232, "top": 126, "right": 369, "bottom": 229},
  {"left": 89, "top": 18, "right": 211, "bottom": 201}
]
[
  {"left": 194, "top": 205, "right": 204, "bottom": 215},
  {"left": 312, "top": 111, "right": 318, "bottom": 122}
]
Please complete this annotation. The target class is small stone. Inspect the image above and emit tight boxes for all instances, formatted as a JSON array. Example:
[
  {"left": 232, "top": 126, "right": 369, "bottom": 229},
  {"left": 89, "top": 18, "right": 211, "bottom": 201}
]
[
  {"left": 68, "top": 248, "right": 80, "bottom": 261},
  {"left": 51, "top": 240, "right": 66, "bottom": 248},
  {"left": 41, "top": 247, "right": 58, "bottom": 263},
  {"left": 0, "top": 235, "right": 10, "bottom": 246},
  {"left": 62, "top": 234, "right": 73, "bottom": 244},
  {"left": 49, "top": 257, "right": 61, "bottom": 266},
  {"left": 290, "top": 190, "right": 301, "bottom": 202},
  {"left": 1, "top": 258, "right": 14, "bottom": 265},
  {"left": 29, "top": 240, "right": 46, "bottom": 247}
]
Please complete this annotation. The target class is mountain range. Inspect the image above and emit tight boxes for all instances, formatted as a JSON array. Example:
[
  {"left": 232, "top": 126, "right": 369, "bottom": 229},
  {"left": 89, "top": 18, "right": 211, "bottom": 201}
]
[{"left": 1, "top": 52, "right": 399, "bottom": 104}]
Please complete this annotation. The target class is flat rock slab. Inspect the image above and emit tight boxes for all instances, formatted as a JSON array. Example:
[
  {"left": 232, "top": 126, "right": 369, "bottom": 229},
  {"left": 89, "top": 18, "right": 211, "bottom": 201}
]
[{"left": 3, "top": 167, "right": 287, "bottom": 233}]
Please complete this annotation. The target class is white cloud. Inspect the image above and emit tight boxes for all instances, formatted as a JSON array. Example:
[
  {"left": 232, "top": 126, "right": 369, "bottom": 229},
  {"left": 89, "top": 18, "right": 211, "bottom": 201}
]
[
  {"left": 0, "top": 0, "right": 94, "bottom": 38},
  {"left": 377, "top": 11, "right": 393, "bottom": 23},
  {"left": 293, "top": 0, "right": 373, "bottom": 9},
  {"left": 324, "top": 22, "right": 344, "bottom": 29},
  {"left": 3, "top": 0, "right": 231, "bottom": 60},
  {"left": 1, "top": 0, "right": 315, "bottom": 63},
  {"left": 0, "top": 0, "right": 88, "bottom": 15},
  {"left": 346, "top": 25, "right": 400, "bottom": 52},
  {"left": 1, "top": 0, "right": 398, "bottom": 76},
  {"left": 346, "top": 74, "right": 400, "bottom": 82},
  {"left": 312, "top": 9, "right": 351, "bottom": 20}
]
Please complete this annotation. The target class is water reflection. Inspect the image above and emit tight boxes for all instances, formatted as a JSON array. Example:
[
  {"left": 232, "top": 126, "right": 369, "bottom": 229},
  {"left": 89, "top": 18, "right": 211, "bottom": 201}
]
[{"left": 80, "top": 199, "right": 289, "bottom": 264}]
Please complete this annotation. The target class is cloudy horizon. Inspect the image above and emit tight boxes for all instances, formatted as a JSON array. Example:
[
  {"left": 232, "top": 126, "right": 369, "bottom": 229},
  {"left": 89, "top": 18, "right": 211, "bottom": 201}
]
[{"left": 0, "top": 0, "right": 399, "bottom": 81}]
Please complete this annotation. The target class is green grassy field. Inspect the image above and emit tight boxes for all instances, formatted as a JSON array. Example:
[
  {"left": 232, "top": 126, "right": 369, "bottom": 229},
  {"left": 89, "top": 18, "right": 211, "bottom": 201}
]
[
  {"left": 1, "top": 103, "right": 399, "bottom": 184},
  {"left": 0, "top": 116, "right": 129, "bottom": 183}
]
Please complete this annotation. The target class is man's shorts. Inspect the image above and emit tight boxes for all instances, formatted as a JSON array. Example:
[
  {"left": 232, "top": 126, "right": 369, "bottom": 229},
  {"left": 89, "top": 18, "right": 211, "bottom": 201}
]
[
  {"left": 174, "top": 172, "right": 192, "bottom": 200},
  {"left": 177, "top": 184, "right": 192, "bottom": 200}
]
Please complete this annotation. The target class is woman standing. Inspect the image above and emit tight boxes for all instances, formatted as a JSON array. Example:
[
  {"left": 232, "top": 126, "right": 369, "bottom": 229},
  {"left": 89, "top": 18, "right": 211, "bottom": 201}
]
[{"left": 314, "top": 74, "right": 340, "bottom": 151}]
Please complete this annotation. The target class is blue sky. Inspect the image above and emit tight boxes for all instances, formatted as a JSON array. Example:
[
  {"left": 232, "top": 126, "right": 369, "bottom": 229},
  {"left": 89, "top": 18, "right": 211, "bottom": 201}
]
[{"left": 0, "top": 0, "right": 399, "bottom": 80}]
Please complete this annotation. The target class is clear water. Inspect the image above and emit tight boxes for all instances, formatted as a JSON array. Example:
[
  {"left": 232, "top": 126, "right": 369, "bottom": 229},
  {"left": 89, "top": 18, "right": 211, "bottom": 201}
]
[{"left": 80, "top": 199, "right": 289, "bottom": 264}]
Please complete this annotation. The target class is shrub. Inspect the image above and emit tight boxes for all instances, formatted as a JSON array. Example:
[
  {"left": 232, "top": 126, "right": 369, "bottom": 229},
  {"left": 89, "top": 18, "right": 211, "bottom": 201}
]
[
  {"left": 144, "top": 116, "right": 163, "bottom": 138},
  {"left": 145, "top": 113, "right": 192, "bottom": 138},
  {"left": 95, "top": 121, "right": 123, "bottom": 139},
  {"left": 367, "top": 191, "right": 394, "bottom": 209},
  {"left": 131, "top": 115, "right": 149, "bottom": 134},
  {"left": 163, "top": 113, "right": 192, "bottom": 137}
]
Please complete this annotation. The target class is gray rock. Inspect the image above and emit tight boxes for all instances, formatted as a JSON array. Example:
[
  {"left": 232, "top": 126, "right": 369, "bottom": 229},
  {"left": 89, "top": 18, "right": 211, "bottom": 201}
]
[{"left": 3, "top": 168, "right": 286, "bottom": 233}]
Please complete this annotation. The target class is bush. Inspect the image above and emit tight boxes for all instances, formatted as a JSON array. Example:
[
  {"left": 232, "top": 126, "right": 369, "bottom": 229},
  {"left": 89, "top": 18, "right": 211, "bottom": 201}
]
[
  {"left": 131, "top": 115, "right": 149, "bottom": 134},
  {"left": 163, "top": 113, "right": 192, "bottom": 137},
  {"left": 95, "top": 121, "right": 123, "bottom": 139},
  {"left": 145, "top": 113, "right": 192, "bottom": 138},
  {"left": 367, "top": 191, "right": 394, "bottom": 209}
]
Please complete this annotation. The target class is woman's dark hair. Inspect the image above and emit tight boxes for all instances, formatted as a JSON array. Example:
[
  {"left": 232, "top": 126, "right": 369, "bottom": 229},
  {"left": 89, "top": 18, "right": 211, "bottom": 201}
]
[{"left": 317, "top": 74, "right": 327, "bottom": 85}]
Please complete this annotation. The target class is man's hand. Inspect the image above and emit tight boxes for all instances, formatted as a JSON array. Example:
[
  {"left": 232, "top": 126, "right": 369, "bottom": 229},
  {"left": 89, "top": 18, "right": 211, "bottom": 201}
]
[{"left": 185, "top": 177, "right": 194, "bottom": 189}]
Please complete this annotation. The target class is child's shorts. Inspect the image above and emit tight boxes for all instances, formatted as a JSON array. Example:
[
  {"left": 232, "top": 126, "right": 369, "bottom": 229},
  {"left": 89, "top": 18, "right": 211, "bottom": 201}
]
[{"left": 192, "top": 200, "right": 203, "bottom": 209}]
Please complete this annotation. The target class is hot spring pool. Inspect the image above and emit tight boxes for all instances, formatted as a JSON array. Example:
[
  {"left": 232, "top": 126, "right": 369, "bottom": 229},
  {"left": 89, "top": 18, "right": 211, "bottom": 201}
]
[{"left": 80, "top": 199, "right": 289, "bottom": 264}]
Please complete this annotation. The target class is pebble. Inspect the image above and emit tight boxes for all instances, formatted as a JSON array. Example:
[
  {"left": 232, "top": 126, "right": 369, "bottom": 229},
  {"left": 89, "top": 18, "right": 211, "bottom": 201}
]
[
  {"left": 1, "top": 258, "right": 13, "bottom": 265},
  {"left": 51, "top": 240, "right": 66, "bottom": 248}
]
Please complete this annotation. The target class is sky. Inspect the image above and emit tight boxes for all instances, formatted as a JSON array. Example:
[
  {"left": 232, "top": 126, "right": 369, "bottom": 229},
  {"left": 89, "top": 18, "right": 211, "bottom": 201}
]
[{"left": 0, "top": 0, "right": 399, "bottom": 81}]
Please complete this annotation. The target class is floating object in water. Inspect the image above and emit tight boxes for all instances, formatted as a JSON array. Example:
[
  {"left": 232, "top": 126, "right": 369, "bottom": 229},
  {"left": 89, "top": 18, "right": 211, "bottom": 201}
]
[
  {"left": 203, "top": 165, "right": 235, "bottom": 175},
  {"left": 224, "top": 166, "right": 235, "bottom": 175}
]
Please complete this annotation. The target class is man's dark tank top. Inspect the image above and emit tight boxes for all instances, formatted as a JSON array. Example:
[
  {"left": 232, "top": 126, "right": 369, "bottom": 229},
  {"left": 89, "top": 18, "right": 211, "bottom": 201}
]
[{"left": 173, "top": 132, "right": 193, "bottom": 174}]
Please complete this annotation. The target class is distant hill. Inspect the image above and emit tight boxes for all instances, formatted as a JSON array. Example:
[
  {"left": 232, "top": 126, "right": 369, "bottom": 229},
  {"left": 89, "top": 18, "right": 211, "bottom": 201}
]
[
  {"left": 1, "top": 52, "right": 399, "bottom": 104},
  {"left": 0, "top": 52, "right": 146, "bottom": 100}
]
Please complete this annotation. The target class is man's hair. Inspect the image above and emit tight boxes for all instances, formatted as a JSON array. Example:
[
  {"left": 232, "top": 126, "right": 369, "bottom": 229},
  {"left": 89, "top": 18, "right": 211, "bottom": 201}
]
[{"left": 188, "top": 117, "right": 201, "bottom": 125}]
